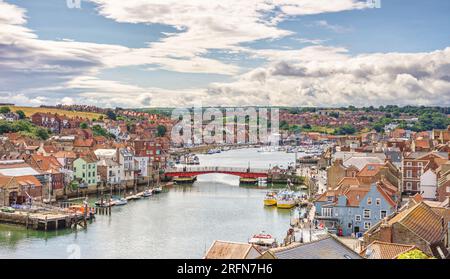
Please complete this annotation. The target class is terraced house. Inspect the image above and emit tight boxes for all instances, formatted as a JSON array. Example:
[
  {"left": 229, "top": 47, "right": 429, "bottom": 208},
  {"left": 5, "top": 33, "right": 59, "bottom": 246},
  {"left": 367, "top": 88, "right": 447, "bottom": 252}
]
[
  {"left": 314, "top": 182, "right": 398, "bottom": 236},
  {"left": 73, "top": 153, "right": 98, "bottom": 188}
]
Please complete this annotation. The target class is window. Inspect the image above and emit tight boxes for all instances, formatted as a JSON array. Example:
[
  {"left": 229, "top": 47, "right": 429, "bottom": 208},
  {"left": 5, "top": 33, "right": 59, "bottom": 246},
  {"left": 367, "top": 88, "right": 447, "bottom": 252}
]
[
  {"left": 406, "top": 162, "right": 412, "bottom": 167},
  {"left": 321, "top": 208, "right": 333, "bottom": 217},
  {"left": 376, "top": 198, "right": 381, "bottom": 206},
  {"left": 363, "top": 209, "right": 371, "bottom": 219},
  {"left": 417, "top": 162, "right": 423, "bottom": 167},
  {"left": 355, "top": 215, "right": 361, "bottom": 222},
  {"left": 406, "top": 182, "right": 412, "bottom": 190},
  {"left": 367, "top": 198, "right": 372, "bottom": 205},
  {"left": 446, "top": 186, "right": 450, "bottom": 193},
  {"left": 348, "top": 223, "right": 352, "bottom": 229},
  {"left": 406, "top": 170, "right": 412, "bottom": 178},
  {"left": 380, "top": 210, "right": 387, "bottom": 219},
  {"left": 364, "top": 222, "right": 371, "bottom": 230}
]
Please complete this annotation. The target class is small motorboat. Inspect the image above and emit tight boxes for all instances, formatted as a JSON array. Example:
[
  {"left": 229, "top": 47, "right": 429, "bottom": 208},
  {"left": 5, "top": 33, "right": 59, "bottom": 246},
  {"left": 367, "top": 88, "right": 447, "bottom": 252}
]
[
  {"left": 152, "top": 186, "right": 163, "bottom": 193},
  {"left": 248, "top": 231, "right": 277, "bottom": 248},
  {"left": 142, "top": 190, "right": 153, "bottom": 197},
  {"left": 95, "top": 199, "right": 114, "bottom": 207},
  {"left": 114, "top": 198, "right": 128, "bottom": 206},
  {"left": 263, "top": 191, "right": 278, "bottom": 206}
]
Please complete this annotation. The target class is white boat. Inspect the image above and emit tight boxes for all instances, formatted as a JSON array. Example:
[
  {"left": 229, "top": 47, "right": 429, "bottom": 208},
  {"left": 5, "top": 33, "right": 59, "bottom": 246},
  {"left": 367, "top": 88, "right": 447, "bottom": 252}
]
[
  {"left": 142, "top": 190, "right": 153, "bottom": 197},
  {"left": 113, "top": 198, "right": 128, "bottom": 206},
  {"left": 248, "top": 231, "right": 277, "bottom": 248},
  {"left": 152, "top": 186, "right": 162, "bottom": 193},
  {"left": 95, "top": 199, "right": 115, "bottom": 207}
]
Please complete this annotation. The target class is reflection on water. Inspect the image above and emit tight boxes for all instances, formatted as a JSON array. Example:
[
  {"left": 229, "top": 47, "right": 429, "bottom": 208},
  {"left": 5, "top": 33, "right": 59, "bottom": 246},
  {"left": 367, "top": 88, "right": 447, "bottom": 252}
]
[{"left": 0, "top": 149, "right": 296, "bottom": 259}]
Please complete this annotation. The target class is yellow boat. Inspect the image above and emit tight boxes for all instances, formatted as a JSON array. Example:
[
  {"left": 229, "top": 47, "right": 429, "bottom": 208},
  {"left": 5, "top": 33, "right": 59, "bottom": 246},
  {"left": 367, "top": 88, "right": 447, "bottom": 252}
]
[
  {"left": 276, "top": 201, "right": 296, "bottom": 209},
  {"left": 276, "top": 190, "right": 296, "bottom": 209},
  {"left": 263, "top": 191, "right": 278, "bottom": 206}
]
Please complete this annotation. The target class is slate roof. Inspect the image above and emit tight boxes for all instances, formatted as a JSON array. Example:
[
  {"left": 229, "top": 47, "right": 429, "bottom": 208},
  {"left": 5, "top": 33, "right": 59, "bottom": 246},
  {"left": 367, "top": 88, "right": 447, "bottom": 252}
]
[{"left": 272, "top": 235, "right": 362, "bottom": 259}]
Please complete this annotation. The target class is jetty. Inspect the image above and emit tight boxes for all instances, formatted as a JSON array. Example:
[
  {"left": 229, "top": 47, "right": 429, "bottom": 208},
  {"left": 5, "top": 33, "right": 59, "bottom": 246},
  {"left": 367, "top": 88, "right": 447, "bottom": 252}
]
[{"left": 0, "top": 209, "right": 88, "bottom": 231}]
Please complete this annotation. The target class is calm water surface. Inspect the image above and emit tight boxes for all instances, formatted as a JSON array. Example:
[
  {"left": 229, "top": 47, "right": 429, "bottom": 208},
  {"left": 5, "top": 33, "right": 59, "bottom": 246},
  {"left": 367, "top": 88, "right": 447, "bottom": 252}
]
[{"left": 0, "top": 148, "right": 297, "bottom": 259}]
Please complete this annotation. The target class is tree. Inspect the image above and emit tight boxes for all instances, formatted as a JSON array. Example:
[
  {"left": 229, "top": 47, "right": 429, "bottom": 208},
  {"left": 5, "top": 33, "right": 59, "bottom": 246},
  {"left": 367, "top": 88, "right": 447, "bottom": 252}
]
[
  {"left": 302, "top": 124, "right": 312, "bottom": 130},
  {"left": 16, "top": 110, "right": 25, "bottom": 119},
  {"left": 92, "top": 125, "right": 109, "bottom": 137},
  {"left": 35, "top": 128, "right": 49, "bottom": 140},
  {"left": 373, "top": 123, "right": 384, "bottom": 133},
  {"left": 0, "top": 107, "right": 11, "bottom": 114},
  {"left": 80, "top": 122, "right": 88, "bottom": 129},
  {"left": 329, "top": 112, "right": 339, "bottom": 118},
  {"left": 397, "top": 249, "right": 430, "bottom": 259},
  {"left": 157, "top": 125, "right": 167, "bottom": 137},
  {"left": 335, "top": 124, "right": 356, "bottom": 135}
]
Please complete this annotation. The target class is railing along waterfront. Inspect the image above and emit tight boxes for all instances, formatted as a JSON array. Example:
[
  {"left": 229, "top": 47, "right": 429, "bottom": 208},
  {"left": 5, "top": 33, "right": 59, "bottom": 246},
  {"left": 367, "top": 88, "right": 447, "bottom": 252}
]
[{"left": 165, "top": 166, "right": 269, "bottom": 174}]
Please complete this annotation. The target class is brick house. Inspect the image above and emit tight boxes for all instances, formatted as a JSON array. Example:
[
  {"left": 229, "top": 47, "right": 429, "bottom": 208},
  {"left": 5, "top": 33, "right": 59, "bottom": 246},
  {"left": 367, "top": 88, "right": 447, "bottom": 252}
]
[{"left": 401, "top": 151, "right": 448, "bottom": 195}]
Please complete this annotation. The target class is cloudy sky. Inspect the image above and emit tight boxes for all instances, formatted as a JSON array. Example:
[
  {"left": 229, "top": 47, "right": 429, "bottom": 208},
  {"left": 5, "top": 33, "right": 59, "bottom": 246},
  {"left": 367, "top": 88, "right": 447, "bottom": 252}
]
[{"left": 0, "top": 0, "right": 449, "bottom": 108}]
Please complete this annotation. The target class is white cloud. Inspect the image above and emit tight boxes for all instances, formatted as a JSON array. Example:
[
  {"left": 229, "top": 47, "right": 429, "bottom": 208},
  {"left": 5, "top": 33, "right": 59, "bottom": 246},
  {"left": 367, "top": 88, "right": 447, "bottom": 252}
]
[
  {"left": 310, "top": 20, "right": 353, "bottom": 33},
  {"left": 206, "top": 47, "right": 450, "bottom": 107},
  {"left": 0, "top": 0, "right": 448, "bottom": 108}
]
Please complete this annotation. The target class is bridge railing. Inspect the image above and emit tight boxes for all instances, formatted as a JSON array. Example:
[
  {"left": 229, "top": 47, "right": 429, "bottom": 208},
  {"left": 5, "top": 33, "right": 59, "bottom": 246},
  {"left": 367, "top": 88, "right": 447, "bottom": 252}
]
[{"left": 165, "top": 166, "right": 269, "bottom": 174}]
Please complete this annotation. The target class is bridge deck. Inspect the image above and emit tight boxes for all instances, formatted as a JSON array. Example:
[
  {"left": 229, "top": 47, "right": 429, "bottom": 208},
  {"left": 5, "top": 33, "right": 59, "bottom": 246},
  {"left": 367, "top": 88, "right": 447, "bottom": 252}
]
[{"left": 165, "top": 166, "right": 269, "bottom": 178}]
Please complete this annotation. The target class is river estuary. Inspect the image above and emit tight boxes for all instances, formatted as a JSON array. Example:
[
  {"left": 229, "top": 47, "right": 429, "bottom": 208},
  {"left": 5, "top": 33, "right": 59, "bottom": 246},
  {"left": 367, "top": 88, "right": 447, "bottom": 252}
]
[{"left": 0, "top": 148, "right": 298, "bottom": 259}]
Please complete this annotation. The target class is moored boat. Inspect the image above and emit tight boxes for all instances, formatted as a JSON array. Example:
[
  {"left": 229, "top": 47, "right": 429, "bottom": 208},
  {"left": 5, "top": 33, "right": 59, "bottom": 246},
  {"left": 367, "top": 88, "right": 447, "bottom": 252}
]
[
  {"left": 248, "top": 231, "right": 277, "bottom": 248},
  {"left": 142, "top": 190, "right": 153, "bottom": 197},
  {"left": 95, "top": 199, "right": 115, "bottom": 207},
  {"left": 113, "top": 198, "right": 128, "bottom": 206},
  {"left": 276, "top": 190, "right": 296, "bottom": 209},
  {"left": 152, "top": 186, "right": 163, "bottom": 193},
  {"left": 263, "top": 191, "right": 278, "bottom": 206}
]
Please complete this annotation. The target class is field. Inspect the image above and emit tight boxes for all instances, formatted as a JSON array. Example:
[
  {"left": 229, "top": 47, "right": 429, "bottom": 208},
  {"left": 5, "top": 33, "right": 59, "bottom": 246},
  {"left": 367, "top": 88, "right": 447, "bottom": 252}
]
[{"left": 5, "top": 106, "right": 104, "bottom": 120}]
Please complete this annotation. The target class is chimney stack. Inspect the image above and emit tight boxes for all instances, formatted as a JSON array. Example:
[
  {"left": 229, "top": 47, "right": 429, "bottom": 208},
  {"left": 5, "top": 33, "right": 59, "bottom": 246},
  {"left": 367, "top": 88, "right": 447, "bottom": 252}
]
[{"left": 379, "top": 219, "right": 392, "bottom": 243}]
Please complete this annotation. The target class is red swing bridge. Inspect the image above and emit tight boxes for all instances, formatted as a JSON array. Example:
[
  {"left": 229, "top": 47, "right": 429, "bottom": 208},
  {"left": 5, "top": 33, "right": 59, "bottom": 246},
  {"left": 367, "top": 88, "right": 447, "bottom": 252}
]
[{"left": 164, "top": 166, "right": 269, "bottom": 179}]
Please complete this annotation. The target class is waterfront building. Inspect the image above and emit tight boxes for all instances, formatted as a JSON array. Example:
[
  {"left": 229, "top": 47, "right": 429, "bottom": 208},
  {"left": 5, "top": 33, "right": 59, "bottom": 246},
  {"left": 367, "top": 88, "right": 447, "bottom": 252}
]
[
  {"left": 27, "top": 154, "right": 64, "bottom": 196},
  {"left": 0, "top": 175, "right": 43, "bottom": 205},
  {"left": 314, "top": 182, "right": 397, "bottom": 236},
  {"left": 118, "top": 148, "right": 136, "bottom": 186},
  {"left": 97, "top": 158, "right": 121, "bottom": 185},
  {"left": 73, "top": 153, "right": 98, "bottom": 187}
]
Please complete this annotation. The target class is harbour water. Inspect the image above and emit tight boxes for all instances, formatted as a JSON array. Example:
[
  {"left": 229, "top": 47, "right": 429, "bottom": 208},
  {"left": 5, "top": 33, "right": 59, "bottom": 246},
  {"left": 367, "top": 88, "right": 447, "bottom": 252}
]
[{"left": 0, "top": 148, "right": 298, "bottom": 259}]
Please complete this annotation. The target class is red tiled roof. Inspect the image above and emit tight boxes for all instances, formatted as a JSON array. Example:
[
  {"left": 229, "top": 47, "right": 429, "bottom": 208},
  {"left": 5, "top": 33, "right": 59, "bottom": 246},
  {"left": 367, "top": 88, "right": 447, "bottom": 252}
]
[
  {"left": 360, "top": 241, "right": 416, "bottom": 259},
  {"left": 389, "top": 202, "right": 444, "bottom": 244},
  {"left": 357, "top": 163, "right": 384, "bottom": 177}
]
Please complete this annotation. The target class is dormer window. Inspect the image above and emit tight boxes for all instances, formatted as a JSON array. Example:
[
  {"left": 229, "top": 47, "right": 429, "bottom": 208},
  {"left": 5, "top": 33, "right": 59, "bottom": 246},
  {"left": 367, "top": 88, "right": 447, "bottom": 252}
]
[{"left": 367, "top": 197, "right": 372, "bottom": 205}]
